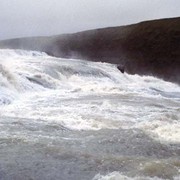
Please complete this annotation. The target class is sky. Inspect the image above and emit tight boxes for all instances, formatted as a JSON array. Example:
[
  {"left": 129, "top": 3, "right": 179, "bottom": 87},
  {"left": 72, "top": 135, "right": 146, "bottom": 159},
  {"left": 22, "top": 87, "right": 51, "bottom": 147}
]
[{"left": 0, "top": 0, "right": 180, "bottom": 40}]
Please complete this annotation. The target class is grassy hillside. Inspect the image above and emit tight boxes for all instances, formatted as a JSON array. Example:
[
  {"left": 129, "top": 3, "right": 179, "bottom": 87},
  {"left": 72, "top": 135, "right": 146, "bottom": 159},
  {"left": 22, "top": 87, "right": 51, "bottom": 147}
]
[{"left": 0, "top": 17, "right": 180, "bottom": 83}]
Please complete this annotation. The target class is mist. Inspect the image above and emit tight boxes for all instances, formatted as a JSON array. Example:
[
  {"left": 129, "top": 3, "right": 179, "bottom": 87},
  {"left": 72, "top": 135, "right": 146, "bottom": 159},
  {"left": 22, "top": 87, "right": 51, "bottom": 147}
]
[{"left": 0, "top": 0, "right": 180, "bottom": 40}]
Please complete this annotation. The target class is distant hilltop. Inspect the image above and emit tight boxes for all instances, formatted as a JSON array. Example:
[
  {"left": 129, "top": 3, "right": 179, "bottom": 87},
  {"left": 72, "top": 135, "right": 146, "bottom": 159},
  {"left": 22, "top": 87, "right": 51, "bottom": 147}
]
[{"left": 0, "top": 17, "right": 180, "bottom": 84}]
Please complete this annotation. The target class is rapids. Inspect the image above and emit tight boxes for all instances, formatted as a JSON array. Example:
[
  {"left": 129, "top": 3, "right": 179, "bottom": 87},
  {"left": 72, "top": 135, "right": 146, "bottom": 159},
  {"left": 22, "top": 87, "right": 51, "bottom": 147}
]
[{"left": 0, "top": 49, "right": 179, "bottom": 180}]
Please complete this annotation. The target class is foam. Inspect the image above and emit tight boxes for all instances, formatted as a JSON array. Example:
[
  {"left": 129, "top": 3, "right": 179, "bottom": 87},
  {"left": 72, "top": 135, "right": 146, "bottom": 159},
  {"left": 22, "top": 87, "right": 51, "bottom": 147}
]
[
  {"left": 138, "top": 120, "right": 180, "bottom": 143},
  {"left": 0, "top": 49, "right": 179, "bottom": 131},
  {"left": 92, "top": 172, "right": 179, "bottom": 180}
]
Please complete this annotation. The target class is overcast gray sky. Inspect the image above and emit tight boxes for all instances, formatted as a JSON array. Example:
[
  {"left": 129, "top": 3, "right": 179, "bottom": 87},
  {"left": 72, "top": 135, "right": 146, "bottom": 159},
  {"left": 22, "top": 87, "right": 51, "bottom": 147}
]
[{"left": 0, "top": 0, "right": 180, "bottom": 40}]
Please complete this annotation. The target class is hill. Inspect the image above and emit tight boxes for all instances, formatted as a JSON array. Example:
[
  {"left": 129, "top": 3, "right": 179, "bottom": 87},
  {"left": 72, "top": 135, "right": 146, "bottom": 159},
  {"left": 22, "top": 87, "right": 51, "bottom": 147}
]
[{"left": 0, "top": 17, "right": 180, "bottom": 83}]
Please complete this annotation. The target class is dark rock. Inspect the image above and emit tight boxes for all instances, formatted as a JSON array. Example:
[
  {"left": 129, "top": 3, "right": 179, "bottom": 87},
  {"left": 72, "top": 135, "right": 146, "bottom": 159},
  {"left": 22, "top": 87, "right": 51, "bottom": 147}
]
[{"left": 117, "top": 65, "right": 125, "bottom": 73}]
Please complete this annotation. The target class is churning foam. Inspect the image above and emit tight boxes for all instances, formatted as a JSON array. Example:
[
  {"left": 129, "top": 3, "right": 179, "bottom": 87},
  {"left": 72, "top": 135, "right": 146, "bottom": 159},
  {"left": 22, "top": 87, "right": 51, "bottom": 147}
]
[
  {"left": 93, "top": 172, "right": 180, "bottom": 180},
  {"left": 0, "top": 49, "right": 179, "bottom": 138}
]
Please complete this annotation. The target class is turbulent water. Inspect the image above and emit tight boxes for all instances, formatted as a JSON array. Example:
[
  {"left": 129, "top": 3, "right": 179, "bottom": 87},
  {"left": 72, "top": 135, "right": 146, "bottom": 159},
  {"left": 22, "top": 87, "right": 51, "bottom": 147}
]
[{"left": 0, "top": 49, "right": 179, "bottom": 180}]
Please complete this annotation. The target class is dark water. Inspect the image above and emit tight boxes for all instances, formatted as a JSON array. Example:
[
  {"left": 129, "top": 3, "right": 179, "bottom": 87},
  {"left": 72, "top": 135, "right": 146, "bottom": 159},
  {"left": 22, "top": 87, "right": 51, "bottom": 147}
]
[{"left": 0, "top": 116, "right": 179, "bottom": 180}]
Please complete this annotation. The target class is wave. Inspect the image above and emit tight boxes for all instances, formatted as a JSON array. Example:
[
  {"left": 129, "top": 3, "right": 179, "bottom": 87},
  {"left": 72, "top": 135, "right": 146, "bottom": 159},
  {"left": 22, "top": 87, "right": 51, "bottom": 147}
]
[
  {"left": 0, "top": 49, "right": 179, "bottom": 133},
  {"left": 93, "top": 172, "right": 180, "bottom": 180},
  {"left": 0, "top": 49, "right": 179, "bottom": 101},
  {"left": 0, "top": 49, "right": 179, "bottom": 92}
]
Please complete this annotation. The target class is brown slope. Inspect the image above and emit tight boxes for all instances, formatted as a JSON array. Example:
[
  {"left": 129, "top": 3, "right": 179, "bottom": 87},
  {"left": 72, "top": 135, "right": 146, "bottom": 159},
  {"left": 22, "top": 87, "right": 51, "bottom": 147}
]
[{"left": 0, "top": 17, "right": 180, "bottom": 83}]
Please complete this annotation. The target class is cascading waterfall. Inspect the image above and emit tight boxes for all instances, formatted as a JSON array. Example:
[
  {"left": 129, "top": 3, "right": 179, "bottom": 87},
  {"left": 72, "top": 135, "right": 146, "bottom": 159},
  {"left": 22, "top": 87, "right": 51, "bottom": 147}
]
[{"left": 0, "top": 49, "right": 179, "bottom": 180}]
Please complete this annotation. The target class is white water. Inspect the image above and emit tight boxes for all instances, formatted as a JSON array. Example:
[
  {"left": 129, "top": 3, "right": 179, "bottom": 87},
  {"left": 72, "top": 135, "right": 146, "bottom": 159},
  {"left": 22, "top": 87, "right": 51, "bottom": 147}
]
[
  {"left": 0, "top": 49, "right": 179, "bottom": 180},
  {"left": 0, "top": 49, "right": 179, "bottom": 140},
  {"left": 93, "top": 172, "right": 180, "bottom": 180}
]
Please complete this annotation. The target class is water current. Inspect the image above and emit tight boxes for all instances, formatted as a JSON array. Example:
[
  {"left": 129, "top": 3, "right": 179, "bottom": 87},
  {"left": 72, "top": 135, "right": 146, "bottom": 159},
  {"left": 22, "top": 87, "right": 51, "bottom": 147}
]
[{"left": 0, "top": 49, "right": 179, "bottom": 180}]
